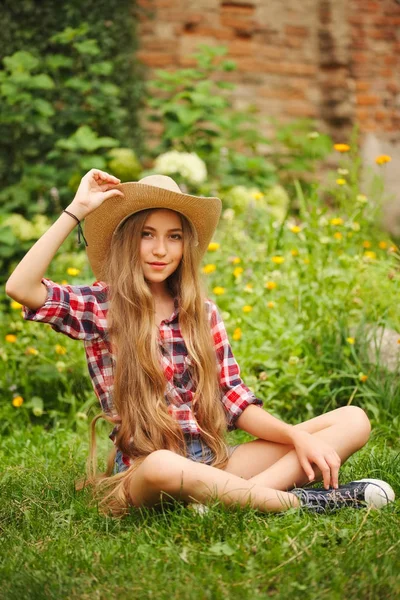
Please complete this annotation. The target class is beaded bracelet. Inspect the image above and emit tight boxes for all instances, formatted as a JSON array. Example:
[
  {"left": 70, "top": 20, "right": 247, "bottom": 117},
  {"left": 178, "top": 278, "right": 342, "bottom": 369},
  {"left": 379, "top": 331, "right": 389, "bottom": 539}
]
[{"left": 63, "top": 210, "right": 88, "bottom": 247}]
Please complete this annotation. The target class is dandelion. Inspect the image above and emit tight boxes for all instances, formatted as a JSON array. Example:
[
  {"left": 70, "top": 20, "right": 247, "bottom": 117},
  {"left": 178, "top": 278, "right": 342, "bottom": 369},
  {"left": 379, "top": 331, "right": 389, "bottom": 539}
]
[
  {"left": 55, "top": 344, "right": 67, "bottom": 355},
  {"left": 267, "top": 301, "right": 276, "bottom": 309},
  {"left": 265, "top": 281, "right": 277, "bottom": 290},
  {"left": 346, "top": 337, "right": 355, "bottom": 345},
  {"left": 12, "top": 396, "right": 24, "bottom": 407},
  {"left": 291, "top": 249, "right": 299, "bottom": 257},
  {"left": 389, "top": 245, "right": 398, "bottom": 253},
  {"left": 207, "top": 242, "right": 220, "bottom": 252},
  {"left": 359, "top": 373, "right": 368, "bottom": 383},
  {"left": 242, "top": 305, "right": 253, "bottom": 313},
  {"left": 271, "top": 256, "right": 285, "bottom": 265},
  {"left": 333, "top": 144, "right": 350, "bottom": 152},
  {"left": 364, "top": 251, "right": 377, "bottom": 260},
  {"left": 356, "top": 194, "right": 368, "bottom": 204},
  {"left": 232, "top": 257, "right": 241, "bottom": 264},
  {"left": 61, "top": 280, "right": 68, "bottom": 285},
  {"left": 303, "top": 258, "right": 310, "bottom": 264},
  {"left": 11, "top": 301, "right": 22, "bottom": 309},
  {"left": 232, "top": 328, "right": 242, "bottom": 341},
  {"left": 251, "top": 191, "right": 264, "bottom": 200},
  {"left": 213, "top": 287, "right": 225, "bottom": 295},
  {"left": 362, "top": 241, "right": 371, "bottom": 249},
  {"left": 334, "top": 232, "right": 343, "bottom": 240},
  {"left": 233, "top": 267, "right": 244, "bottom": 278},
  {"left": 67, "top": 267, "right": 80, "bottom": 276},
  {"left": 202, "top": 264, "right": 216, "bottom": 274},
  {"left": 25, "top": 347, "right": 39, "bottom": 356},
  {"left": 5, "top": 334, "right": 17, "bottom": 343},
  {"left": 336, "top": 178, "right": 347, "bottom": 185},
  {"left": 375, "top": 154, "right": 392, "bottom": 165},
  {"left": 378, "top": 241, "right": 388, "bottom": 250},
  {"left": 289, "top": 225, "right": 301, "bottom": 233},
  {"left": 330, "top": 218, "right": 344, "bottom": 226},
  {"left": 244, "top": 283, "right": 253, "bottom": 292}
]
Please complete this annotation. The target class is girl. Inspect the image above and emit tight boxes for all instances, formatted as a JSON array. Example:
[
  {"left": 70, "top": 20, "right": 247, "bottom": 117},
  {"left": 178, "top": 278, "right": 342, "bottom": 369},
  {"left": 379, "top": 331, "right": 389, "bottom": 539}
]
[{"left": 6, "top": 169, "right": 395, "bottom": 516}]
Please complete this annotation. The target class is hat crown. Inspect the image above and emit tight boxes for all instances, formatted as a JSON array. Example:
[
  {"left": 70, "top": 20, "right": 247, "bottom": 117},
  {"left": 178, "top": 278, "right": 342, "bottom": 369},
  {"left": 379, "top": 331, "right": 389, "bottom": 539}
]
[{"left": 138, "top": 175, "right": 182, "bottom": 194}]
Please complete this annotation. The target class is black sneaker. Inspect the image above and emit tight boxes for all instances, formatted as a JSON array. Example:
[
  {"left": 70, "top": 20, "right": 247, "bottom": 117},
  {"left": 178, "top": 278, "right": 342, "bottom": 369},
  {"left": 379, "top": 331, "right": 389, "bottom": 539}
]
[{"left": 291, "top": 478, "right": 395, "bottom": 513}]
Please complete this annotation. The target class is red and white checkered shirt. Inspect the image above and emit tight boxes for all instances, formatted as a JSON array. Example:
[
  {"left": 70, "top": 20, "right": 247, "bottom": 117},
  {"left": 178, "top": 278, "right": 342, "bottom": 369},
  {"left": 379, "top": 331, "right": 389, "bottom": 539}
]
[{"left": 23, "top": 278, "right": 263, "bottom": 434}]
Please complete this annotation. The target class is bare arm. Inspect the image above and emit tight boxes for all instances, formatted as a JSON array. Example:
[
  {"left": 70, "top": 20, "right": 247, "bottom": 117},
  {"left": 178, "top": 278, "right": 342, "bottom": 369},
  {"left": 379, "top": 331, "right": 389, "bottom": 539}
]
[{"left": 5, "top": 169, "right": 123, "bottom": 310}]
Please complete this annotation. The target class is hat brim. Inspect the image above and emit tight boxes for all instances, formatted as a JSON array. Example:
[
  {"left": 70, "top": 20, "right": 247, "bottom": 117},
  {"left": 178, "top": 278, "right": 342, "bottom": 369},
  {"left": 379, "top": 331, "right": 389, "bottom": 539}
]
[{"left": 84, "top": 182, "right": 222, "bottom": 281}]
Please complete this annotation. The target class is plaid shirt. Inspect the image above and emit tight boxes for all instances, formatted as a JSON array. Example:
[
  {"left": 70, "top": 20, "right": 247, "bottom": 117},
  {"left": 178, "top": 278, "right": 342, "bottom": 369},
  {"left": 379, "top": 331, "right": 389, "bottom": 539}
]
[{"left": 23, "top": 278, "right": 263, "bottom": 434}]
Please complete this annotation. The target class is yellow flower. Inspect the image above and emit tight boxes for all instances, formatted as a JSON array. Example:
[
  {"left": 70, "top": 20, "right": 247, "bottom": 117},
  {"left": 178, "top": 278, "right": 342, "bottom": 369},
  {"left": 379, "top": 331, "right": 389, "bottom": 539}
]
[
  {"left": 213, "top": 287, "right": 225, "bottom": 295},
  {"left": 352, "top": 222, "right": 360, "bottom": 232},
  {"left": 232, "top": 257, "right": 241, "bottom": 264},
  {"left": 232, "top": 327, "right": 242, "bottom": 341},
  {"left": 346, "top": 337, "right": 355, "bottom": 345},
  {"left": 267, "top": 301, "right": 276, "bottom": 309},
  {"left": 330, "top": 218, "right": 344, "bottom": 226},
  {"left": 375, "top": 154, "right": 392, "bottom": 165},
  {"left": 67, "top": 267, "right": 80, "bottom": 276},
  {"left": 233, "top": 267, "right": 244, "bottom": 278},
  {"left": 5, "top": 334, "right": 17, "bottom": 343},
  {"left": 359, "top": 373, "right": 368, "bottom": 383},
  {"left": 202, "top": 264, "right": 216, "bottom": 274},
  {"left": 303, "top": 258, "right": 310, "bottom": 264},
  {"left": 389, "top": 245, "right": 398, "bottom": 253},
  {"left": 244, "top": 283, "right": 253, "bottom": 292},
  {"left": 25, "top": 347, "right": 39, "bottom": 356},
  {"left": 356, "top": 194, "right": 368, "bottom": 203},
  {"left": 378, "top": 241, "right": 388, "bottom": 250},
  {"left": 289, "top": 225, "right": 301, "bottom": 233},
  {"left": 333, "top": 143, "right": 350, "bottom": 152},
  {"left": 336, "top": 178, "right": 347, "bottom": 185},
  {"left": 271, "top": 256, "right": 285, "bottom": 265},
  {"left": 55, "top": 344, "right": 67, "bottom": 355},
  {"left": 61, "top": 280, "right": 69, "bottom": 285},
  {"left": 364, "top": 251, "right": 376, "bottom": 260},
  {"left": 242, "top": 305, "right": 253, "bottom": 313},
  {"left": 12, "top": 396, "right": 24, "bottom": 407},
  {"left": 207, "top": 242, "right": 220, "bottom": 252},
  {"left": 290, "top": 249, "right": 299, "bottom": 257},
  {"left": 334, "top": 232, "right": 343, "bottom": 240},
  {"left": 265, "top": 281, "right": 277, "bottom": 290},
  {"left": 251, "top": 191, "right": 264, "bottom": 200},
  {"left": 11, "top": 301, "right": 22, "bottom": 309},
  {"left": 362, "top": 240, "right": 371, "bottom": 249}
]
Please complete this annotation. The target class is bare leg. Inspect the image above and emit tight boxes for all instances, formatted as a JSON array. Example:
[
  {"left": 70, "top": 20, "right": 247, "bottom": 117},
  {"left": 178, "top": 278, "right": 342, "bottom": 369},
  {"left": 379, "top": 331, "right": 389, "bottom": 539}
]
[
  {"left": 126, "top": 449, "right": 300, "bottom": 513},
  {"left": 223, "top": 406, "right": 371, "bottom": 490}
]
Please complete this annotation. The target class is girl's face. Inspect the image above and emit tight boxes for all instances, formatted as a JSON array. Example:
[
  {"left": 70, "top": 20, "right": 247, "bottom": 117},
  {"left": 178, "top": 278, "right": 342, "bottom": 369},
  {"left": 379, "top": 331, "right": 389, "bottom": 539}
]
[{"left": 140, "top": 209, "right": 184, "bottom": 291}]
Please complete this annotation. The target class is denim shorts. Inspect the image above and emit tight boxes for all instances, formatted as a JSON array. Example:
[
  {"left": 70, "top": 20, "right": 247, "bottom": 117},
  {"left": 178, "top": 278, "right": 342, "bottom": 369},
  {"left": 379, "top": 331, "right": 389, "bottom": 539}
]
[{"left": 114, "top": 434, "right": 240, "bottom": 474}]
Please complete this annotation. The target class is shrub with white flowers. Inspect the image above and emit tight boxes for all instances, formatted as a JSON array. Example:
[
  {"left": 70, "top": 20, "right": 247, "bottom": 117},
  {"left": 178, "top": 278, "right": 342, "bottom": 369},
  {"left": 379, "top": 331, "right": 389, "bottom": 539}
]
[{"left": 153, "top": 151, "right": 207, "bottom": 185}]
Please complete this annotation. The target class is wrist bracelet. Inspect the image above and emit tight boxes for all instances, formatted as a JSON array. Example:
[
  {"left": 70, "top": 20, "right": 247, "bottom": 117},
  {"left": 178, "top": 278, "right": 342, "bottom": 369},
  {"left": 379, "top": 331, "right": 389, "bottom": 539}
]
[{"left": 63, "top": 210, "right": 88, "bottom": 247}]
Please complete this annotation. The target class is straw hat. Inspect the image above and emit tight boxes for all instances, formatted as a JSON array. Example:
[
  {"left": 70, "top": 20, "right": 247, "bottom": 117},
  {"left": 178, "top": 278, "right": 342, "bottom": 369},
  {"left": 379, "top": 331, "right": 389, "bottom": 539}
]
[{"left": 84, "top": 175, "right": 222, "bottom": 281}]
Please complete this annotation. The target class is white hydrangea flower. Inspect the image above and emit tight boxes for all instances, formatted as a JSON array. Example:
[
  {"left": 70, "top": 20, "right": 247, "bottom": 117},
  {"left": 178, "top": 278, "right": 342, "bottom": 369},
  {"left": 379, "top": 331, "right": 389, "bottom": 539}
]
[{"left": 154, "top": 151, "right": 207, "bottom": 185}]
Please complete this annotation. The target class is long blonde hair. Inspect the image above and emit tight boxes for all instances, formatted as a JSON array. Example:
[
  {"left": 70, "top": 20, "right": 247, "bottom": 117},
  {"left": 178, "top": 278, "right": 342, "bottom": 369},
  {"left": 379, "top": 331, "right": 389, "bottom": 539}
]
[{"left": 78, "top": 209, "right": 230, "bottom": 515}]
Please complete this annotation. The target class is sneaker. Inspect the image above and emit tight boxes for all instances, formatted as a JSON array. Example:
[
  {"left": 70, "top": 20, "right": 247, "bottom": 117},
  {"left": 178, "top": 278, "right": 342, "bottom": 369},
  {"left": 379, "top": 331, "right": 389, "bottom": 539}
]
[{"left": 291, "top": 478, "right": 395, "bottom": 513}]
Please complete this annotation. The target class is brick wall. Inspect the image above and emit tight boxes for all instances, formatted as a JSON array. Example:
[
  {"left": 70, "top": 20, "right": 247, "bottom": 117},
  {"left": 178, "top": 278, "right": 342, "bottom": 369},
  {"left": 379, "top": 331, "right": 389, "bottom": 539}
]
[
  {"left": 137, "top": 0, "right": 399, "bottom": 140},
  {"left": 136, "top": 0, "right": 400, "bottom": 217}
]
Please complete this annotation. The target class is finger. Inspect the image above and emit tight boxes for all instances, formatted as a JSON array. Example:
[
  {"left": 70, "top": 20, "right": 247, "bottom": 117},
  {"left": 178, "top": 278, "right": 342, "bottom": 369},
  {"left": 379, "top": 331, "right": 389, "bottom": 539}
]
[
  {"left": 300, "top": 458, "right": 315, "bottom": 483},
  {"left": 92, "top": 169, "right": 121, "bottom": 184},
  {"left": 101, "top": 189, "right": 124, "bottom": 201},
  {"left": 317, "top": 459, "right": 331, "bottom": 490},
  {"left": 328, "top": 454, "right": 341, "bottom": 489}
]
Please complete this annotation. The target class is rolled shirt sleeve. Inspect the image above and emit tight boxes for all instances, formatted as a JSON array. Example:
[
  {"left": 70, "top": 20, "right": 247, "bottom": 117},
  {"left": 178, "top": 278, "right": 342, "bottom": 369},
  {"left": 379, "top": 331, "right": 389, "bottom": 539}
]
[
  {"left": 208, "top": 300, "right": 263, "bottom": 430},
  {"left": 22, "top": 277, "right": 106, "bottom": 341}
]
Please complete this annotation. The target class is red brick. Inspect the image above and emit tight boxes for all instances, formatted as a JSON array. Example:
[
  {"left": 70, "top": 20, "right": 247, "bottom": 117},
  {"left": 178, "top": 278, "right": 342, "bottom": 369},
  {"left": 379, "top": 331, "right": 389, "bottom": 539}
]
[
  {"left": 226, "top": 39, "right": 255, "bottom": 56},
  {"left": 285, "top": 103, "right": 317, "bottom": 118},
  {"left": 356, "top": 94, "right": 379, "bottom": 106},
  {"left": 137, "top": 51, "right": 176, "bottom": 67},
  {"left": 375, "top": 110, "right": 387, "bottom": 121},
  {"left": 353, "top": 52, "right": 368, "bottom": 63},
  {"left": 355, "top": 81, "right": 370, "bottom": 91},
  {"left": 183, "top": 27, "right": 234, "bottom": 40},
  {"left": 284, "top": 25, "right": 309, "bottom": 37}
]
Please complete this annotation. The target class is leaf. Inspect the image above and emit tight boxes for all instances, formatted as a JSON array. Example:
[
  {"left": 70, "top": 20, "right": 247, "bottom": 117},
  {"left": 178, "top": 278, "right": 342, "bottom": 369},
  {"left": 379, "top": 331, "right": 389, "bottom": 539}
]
[{"left": 208, "top": 542, "right": 235, "bottom": 556}]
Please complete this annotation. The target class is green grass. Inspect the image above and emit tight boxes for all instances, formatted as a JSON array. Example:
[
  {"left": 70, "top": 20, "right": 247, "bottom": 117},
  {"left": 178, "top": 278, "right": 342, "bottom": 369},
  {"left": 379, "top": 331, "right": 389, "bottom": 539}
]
[{"left": 1, "top": 425, "right": 399, "bottom": 600}]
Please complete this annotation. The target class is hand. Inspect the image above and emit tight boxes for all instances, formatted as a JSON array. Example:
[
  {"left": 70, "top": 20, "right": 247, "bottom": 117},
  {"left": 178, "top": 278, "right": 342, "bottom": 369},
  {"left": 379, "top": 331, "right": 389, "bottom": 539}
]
[
  {"left": 291, "top": 430, "right": 341, "bottom": 489},
  {"left": 68, "top": 169, "right": 124, "bottom": 219}
]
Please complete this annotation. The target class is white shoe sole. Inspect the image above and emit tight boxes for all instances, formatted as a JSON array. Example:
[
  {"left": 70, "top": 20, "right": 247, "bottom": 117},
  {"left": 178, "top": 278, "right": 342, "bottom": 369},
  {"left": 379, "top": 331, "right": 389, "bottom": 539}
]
[{"left": 355, "top": 478, "right": 396, "bottom": 508}]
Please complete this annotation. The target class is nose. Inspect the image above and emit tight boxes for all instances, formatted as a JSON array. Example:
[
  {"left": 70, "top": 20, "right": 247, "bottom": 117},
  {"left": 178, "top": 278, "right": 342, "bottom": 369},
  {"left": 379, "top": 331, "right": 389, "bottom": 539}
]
[{"left": 152, "top": 236, "right": 167, "bottom": 257}]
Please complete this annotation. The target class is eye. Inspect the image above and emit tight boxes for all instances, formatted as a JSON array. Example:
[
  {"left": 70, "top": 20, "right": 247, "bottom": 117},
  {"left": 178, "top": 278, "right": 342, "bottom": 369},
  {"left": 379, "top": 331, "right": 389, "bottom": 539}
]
[
  {"left": 141, "top": 231, "right": 152, "bottom": 237},
  {"left": 171, "top": 234, "right": 182, "bottom": 240}
]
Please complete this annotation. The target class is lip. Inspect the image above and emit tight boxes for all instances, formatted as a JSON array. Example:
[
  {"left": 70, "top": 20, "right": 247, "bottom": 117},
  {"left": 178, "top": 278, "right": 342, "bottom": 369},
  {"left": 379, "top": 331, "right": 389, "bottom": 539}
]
[{"left": 148, "top": 262, "right": 168, "bottom": 270}]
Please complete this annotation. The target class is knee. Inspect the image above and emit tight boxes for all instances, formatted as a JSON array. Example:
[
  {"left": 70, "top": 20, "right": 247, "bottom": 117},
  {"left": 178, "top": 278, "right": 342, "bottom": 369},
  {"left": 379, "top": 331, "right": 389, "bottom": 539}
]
[
  {"left": 141, "top": 449, "right": 184, "bottom": 491},
  {"left": 340, "top": 406, "right": 371, "bottom": 447}
]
